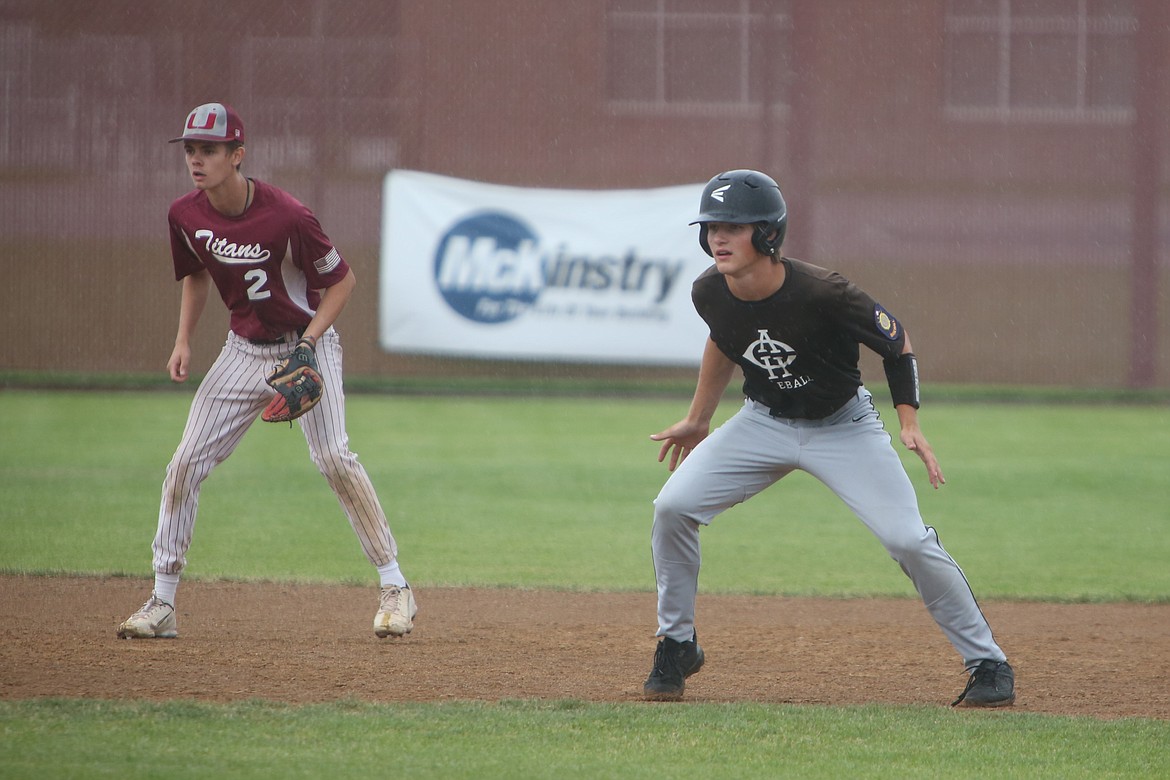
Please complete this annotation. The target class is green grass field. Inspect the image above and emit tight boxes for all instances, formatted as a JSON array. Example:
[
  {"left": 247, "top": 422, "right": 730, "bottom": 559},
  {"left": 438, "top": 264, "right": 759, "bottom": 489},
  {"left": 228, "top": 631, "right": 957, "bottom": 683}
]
[{"left": 1, "top": 387, "right": 1168, "bottom": 778}]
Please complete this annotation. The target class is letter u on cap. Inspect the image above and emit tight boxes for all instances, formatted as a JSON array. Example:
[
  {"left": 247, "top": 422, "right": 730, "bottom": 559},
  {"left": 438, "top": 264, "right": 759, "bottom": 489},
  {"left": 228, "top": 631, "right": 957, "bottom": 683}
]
[{"left": 170, "top": 102, "right": 245, "bottom": 144}]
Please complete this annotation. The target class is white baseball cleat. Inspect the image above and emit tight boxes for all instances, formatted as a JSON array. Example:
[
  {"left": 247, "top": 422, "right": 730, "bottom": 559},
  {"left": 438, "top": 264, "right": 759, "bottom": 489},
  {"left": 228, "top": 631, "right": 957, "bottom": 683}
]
[
  {"left": 117, "top": 593, "right": 178, "bottom": 639},
  {"left": 374, "top": 585, "right": 418, "bottom": 638}
]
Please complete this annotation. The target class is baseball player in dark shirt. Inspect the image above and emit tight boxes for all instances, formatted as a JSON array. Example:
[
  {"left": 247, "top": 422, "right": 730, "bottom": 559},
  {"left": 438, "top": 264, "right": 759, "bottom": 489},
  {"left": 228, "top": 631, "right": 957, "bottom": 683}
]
[{"left": 642, "top": 170, "right": 1014, "bottom": 708}]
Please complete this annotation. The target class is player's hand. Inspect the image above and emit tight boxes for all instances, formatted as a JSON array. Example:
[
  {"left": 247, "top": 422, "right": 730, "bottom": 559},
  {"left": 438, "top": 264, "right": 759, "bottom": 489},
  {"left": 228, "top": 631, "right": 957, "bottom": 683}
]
[
  {"left": 650, "top": 419, "right": 710, "bottom": 472},
  {"left": 900, "top": 427, "right": 946, "bottom": 489},
  {"left": 168, "top": 344, "right": 192, "bottom": 383}
]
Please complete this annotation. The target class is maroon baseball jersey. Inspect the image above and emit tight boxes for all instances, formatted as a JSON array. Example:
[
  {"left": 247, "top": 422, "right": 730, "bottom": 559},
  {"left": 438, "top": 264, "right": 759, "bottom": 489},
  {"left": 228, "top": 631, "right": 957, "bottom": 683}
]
[
  {"left": 692, "top": 257, "right": 907, "bottom": 419},
  {"left": 168, "top": 179, "right": 350, "bottom": 341}
]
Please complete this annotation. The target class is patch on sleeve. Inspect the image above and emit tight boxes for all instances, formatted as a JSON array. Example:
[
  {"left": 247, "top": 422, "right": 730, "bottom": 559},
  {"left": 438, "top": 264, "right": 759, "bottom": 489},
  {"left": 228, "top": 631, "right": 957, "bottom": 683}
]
[
  {"left": 873, "top": 304, "right": 901, "bottom": 341},
  {"left": 314, "top": 247, "right": 341, "bottom": 274}
]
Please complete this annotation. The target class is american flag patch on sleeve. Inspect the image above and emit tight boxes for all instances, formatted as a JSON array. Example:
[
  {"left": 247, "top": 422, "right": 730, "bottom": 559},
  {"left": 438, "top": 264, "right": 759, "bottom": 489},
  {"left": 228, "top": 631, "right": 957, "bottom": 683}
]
[{"left": 314, "top": 248, "right": 341, "bottom": 274}]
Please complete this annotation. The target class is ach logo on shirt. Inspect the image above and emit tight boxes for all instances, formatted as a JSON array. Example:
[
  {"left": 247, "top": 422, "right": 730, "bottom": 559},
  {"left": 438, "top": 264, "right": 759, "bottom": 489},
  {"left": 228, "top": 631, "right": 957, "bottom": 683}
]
[{"left": 874, "top": 304, "right": 900, "bottom": 341}]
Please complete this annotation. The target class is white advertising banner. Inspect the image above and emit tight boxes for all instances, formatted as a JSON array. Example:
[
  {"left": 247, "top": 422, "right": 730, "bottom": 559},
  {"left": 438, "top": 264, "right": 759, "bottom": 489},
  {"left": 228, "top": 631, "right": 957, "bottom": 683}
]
[{"left": 379, "top": 169, "right": 711, "bottom": 365}]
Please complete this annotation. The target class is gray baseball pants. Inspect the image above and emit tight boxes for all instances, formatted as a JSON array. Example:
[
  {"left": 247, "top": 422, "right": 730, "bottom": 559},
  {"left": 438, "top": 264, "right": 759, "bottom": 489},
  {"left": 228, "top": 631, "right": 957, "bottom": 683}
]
[{"left": 651, "top": 388, "right": 1006, "bottom": 670}]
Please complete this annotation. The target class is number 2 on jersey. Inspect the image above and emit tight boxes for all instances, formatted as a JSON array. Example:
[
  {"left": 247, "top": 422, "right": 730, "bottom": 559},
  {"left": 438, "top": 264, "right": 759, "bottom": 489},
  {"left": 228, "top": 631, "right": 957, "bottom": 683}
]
[{"left": 244, "top": 269, "right": 271, "bottom": 300}]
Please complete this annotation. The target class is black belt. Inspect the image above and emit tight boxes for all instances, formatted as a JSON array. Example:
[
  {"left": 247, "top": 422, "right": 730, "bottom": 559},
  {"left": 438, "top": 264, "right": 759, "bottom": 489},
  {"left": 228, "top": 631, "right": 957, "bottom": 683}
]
[
  {"left": 748, "top": 393, "right": 857, "bottom": 422},
  {"left": 246, "top": 327, "right": 305, "bottom": 346}
]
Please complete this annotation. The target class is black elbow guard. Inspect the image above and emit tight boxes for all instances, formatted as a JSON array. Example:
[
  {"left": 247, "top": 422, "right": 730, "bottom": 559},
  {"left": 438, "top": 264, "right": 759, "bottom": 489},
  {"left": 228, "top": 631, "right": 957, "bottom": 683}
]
[{"left": 884, "top": 352, "right": 920, "bottom": 408}]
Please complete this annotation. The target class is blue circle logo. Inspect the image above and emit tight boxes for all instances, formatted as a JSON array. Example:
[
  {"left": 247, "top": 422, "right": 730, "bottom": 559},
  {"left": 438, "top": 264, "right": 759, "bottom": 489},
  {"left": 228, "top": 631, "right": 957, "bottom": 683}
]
[{"left": 433, "top": 211, "right": 544, "bottom": 324}]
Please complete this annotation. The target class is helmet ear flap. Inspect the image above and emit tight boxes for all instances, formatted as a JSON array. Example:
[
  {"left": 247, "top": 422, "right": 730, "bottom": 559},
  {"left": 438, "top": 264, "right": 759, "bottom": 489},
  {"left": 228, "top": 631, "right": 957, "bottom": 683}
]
[
  {"left": 698, "top": 224, "right": 713, "bottom": 257},
  {"left": 751, "top": 223, "right": 783, "bottom": 256}
]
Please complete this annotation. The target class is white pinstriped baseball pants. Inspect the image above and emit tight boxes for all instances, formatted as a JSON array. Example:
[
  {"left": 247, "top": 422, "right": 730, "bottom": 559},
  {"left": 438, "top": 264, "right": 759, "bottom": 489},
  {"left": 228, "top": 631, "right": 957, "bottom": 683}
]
[
  {"left": 651, "top": 388, "right": 1006, "bottom": 670},
  {"left": 151, "top": 328, "right": 398, "bottom": 575}
]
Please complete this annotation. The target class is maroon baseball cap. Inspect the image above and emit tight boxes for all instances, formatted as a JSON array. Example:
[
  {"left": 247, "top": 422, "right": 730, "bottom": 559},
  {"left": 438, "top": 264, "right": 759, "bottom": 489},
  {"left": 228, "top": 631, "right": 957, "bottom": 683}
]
[{"left": 170, "top": 102, "right": 245, "bottom": 144}]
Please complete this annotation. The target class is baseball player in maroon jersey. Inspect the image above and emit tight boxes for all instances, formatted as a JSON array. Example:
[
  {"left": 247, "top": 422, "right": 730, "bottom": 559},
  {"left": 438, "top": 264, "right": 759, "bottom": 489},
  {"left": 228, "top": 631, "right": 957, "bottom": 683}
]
[
  {"left": 641, "top": 170, "right": 1014, "bottom": 707},
  {"left": 118, "top": 103, "right": 416, "bottom": 640}
]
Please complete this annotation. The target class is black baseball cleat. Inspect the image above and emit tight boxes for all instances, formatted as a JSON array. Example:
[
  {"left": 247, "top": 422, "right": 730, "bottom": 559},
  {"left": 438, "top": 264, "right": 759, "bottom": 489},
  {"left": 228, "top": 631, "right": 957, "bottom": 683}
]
[
  {"left": 643, "top": 632, "right": 705, "bottom": 701},
  {"left": 952, "top": 659, "right": 1016, "bottom": 707}
]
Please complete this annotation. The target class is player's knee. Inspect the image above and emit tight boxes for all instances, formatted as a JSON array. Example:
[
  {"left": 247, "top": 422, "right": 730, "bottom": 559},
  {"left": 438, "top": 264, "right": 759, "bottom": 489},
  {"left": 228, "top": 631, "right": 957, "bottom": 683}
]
[
  {"left": 309, "top": 447, "right": 356, "bottom": 478},
  {"left": 653, "top": 473, "right": 711, "bottom": 517},
  {"left": 881, "top": 524, "right": 935, "bottom": 563},
  {"left": 652, "top": 491, "right": 693, "bottom": 528},
  {"left": 652, "top": 495, "right": 705, "bottom": 541}
]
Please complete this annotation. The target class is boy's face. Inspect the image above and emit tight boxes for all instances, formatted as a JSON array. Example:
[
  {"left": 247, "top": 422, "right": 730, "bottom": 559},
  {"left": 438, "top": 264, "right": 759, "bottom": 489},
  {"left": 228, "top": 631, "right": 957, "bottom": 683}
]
[
  {"left": 183, "top": 141, "right": 243, "bottom": 190},
  {"left": 706, "top": 222, "right": 765, "bottom": 276}
]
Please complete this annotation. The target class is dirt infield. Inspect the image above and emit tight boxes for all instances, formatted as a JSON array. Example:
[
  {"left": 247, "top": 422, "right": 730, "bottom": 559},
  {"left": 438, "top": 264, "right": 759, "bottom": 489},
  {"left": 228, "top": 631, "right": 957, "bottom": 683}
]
[{"left": 1, "top": 574, "right": 1166, "bottom": 719}]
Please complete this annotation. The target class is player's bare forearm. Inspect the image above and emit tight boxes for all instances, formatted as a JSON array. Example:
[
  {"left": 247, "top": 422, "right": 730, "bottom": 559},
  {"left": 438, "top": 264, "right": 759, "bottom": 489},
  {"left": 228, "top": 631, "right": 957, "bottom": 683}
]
[
  {"left": 651, "top": 338, "right": 736, "bottom": 471},
  {"left": 686, "top": 338, "right": 737, "bottom": 424},
  {"left": 303, "top": 268, "right": 356, "bottom": 342},
  {"left": 170, "top": 271, "right": 211, "bottom": 382},
  {"left": 890, "top": 333, "right": 943, "bottom": 487},
  {"left": 897, "top": 404, "right": 946, "bottom": 489}
]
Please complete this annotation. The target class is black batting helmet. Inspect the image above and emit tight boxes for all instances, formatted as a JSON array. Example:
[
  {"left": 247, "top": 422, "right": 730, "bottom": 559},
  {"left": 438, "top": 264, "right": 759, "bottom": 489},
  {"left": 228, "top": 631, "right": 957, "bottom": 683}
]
[{"left": 690, "top": 169, "right": 787, "bottom": 257}]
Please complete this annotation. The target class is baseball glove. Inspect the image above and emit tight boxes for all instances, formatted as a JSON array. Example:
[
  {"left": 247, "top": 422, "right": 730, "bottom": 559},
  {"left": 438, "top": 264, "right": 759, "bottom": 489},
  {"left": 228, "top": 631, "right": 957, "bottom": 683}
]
[{"left": 261, "top": 337, "right": 323, "bottom": 423}]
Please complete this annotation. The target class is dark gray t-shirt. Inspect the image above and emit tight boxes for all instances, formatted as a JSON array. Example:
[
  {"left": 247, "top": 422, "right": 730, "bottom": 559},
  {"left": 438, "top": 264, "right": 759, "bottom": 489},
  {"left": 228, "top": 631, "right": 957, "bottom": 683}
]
[{"left": 692, "top": 257, "right": 907, "bottom": 419}]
